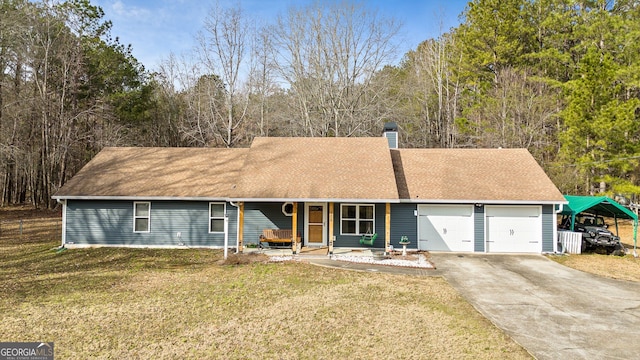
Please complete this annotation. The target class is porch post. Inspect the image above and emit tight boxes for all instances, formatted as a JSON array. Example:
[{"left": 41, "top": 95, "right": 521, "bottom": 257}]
[
  {"left": 292, "top": 202, "right": 298, "bottom": 253},
  {"left": 385, "top": 203, "right": 391, "bottom": 254},
  {"left": 329, "top": 202, "right": 334, "bottom": 255},
  {"left": 238, "top": 202, "right": 244, "bottom": 253},
  {"left": 634, "top": 220, "right": 638, "bottom": 256}
]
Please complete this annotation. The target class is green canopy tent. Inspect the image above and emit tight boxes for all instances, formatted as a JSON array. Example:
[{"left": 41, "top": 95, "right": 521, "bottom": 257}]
[{"left": 560, "top": 195, "right": 638, "bottom": 253}]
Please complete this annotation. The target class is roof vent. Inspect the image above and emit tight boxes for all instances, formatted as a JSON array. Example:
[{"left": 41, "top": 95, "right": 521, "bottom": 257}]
[{"left": 383, "top": 122, "right": 398, "bottom": 149}]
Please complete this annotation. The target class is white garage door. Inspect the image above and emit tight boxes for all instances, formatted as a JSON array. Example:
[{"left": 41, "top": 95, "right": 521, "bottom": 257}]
[
  {"left": 418, "top": 205, "right": 474, "bottom": 252},
  {"left": 485, "top": 206, "right": 542, "bottom": 253}
]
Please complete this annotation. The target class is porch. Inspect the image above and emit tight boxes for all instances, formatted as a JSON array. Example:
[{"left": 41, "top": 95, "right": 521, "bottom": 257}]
[{"left": 236, "top": 201, "right": 395, "bottom": 253}]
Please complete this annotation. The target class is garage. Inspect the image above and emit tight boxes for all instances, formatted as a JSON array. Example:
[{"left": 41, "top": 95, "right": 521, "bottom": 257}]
[
  {"left": 485, "top": 206, "right": 542, "bottom": 253},
  {"left": 418, "top": 205, "right": 474, "bottom": 252}
]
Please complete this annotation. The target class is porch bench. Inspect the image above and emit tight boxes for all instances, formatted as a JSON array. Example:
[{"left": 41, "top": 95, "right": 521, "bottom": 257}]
[{"left": 259, "top": 229, "right": 301, "bottom": 247}]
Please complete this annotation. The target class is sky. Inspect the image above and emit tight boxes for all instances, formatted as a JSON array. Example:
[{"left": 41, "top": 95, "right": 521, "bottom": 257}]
[{"left": 93, "top": 0, "right": 470, "bottom": 71}]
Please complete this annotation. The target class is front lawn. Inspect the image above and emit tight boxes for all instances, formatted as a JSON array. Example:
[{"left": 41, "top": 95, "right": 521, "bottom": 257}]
[{"left": 0, "top": 210, "right": 529, "bottom": 359}]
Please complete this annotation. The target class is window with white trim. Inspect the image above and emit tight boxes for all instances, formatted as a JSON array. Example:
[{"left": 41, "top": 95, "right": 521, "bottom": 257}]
[
  {"left": 341, "top": 204, "right": 374, "bottom": 235},
  {"left": 209, "top": 202, "right": 225, "bottom": 233},
  {"left": 133, "top": 202, "right": 150, "bottom": 233}
]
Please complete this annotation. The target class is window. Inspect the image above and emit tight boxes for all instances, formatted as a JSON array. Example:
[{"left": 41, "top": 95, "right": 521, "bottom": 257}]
[
  {"left": 341, "top": 204, "right": 374, "bottom": 235},
  {"left": 209, "top": 202, "right": 226, "bottom": 233},
  {"left": 133, "top": 202, "right": 150, "bottom": 233}
]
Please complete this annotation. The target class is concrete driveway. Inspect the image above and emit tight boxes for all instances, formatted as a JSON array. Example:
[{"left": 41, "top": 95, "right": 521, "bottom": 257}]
[{"left": 431, "top": 253, "right": 640, "bottom": 359}]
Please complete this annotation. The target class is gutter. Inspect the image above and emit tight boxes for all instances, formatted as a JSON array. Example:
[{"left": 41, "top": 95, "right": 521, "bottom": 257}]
[
  {"left": 55, "top": 198, "right": 67, "bottom": 248},
  {"left": 227, "top": 201, "right": 241, "bottom": 259},
  {"left": 53, "top": 195, "right": 567, "bottom": 206},
  {"left": 52, "top": 195, "right": 231, "bottom": 201},
  {"left": 399, "top": 199, "right": 569, "bottom": 205}
]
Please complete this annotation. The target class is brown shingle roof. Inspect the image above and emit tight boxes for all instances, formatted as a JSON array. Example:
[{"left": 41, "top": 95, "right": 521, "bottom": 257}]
[
  {"left": 54, "top": 147, "right": 248, "bottom": 198},
  {"left": 232, "top": 137, "right": 399, "bottom": 201},
  {"left": 392, "top": 148, "right": 565, "bottom": 202},
  {"left": 55, "top": 141, "right": 565, "bottom": 204}
]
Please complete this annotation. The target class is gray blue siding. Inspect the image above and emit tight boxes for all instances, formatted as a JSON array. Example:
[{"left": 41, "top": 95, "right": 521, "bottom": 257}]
[
  {"left": 384, "top": 132, "right": 398, "bottom": 149},
  {"left": 542, "top": 205, "right": 554, "bottom": 252},
  {"left": 390, "top": 204, "right": 417, "bottom": 249},
  {"left": 332, "top": 203, "right": 387, "bottom": 248},
  {"left": 243, "top": 202, "right": 304, "bottom": 245},
  {"left": 474, "top": 205, "right": 485, "bottom": 252},
  {"left": 65, "top": 200, "right": 237, "bottom": 247},
  {"left": 65, "top": 200, "right": 557, "bottom": 253}
]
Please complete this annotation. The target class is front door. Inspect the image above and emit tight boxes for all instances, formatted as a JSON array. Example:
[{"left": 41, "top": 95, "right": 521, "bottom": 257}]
[{"left": 305, "top": 203, "right": 326, "bottom": 246}]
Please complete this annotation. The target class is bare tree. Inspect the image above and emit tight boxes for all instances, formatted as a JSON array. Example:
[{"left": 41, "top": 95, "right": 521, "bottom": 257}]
[
  {"left": 402, "top": 33, "right": 463, "bottom": 148},
  {"left": 196, "top": 2, "right": 251, "bottom": 147},
  {"left": 23, "top": 0, "right": 84, "bottom": 206},
  {"left": 0, "top": 0, "right": 146, "bottom": 207},
  {"left": 247, "top": 25, "right": 277, "bottom": 137},
  {"left": 464, "top": 67, "right": 560, "bottom": 155},
  {"left": 269, "top": 1, "right": 401, "bottom": 137},
  {"left": 157, "top": 52, "right": 211, "bottom": 146},
  {"left": 0, "top": 0, "right": 29, "bottom": 204}
]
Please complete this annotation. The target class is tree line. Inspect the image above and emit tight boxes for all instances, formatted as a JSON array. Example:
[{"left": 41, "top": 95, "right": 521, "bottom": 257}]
[{"left": 1, "top": 0, "right": 639, "bottom": 208}]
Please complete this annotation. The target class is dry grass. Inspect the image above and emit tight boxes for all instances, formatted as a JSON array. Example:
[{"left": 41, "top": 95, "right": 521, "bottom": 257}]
[
  {"left": 549, "top": 220, "right": 640, "bottom": 282},
  {"left": 548, "top": 253, "right": 640, "bottom": 282},
  {"left": 0, "top": 207, "right": 530, "bottom": 359},
  {"left": 615, "top": 220, "right": 638, "bottom": 248}
]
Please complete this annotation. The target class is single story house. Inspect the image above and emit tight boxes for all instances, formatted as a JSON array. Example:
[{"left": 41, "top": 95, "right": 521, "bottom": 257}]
[{"left": 52, "top": 125, "right": 566, "bottom": 254}]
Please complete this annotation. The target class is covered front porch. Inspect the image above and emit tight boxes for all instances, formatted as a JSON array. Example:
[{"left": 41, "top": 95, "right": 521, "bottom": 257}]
[{"left": 235, "top": 201, "right": 394, "bottom": 254}]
